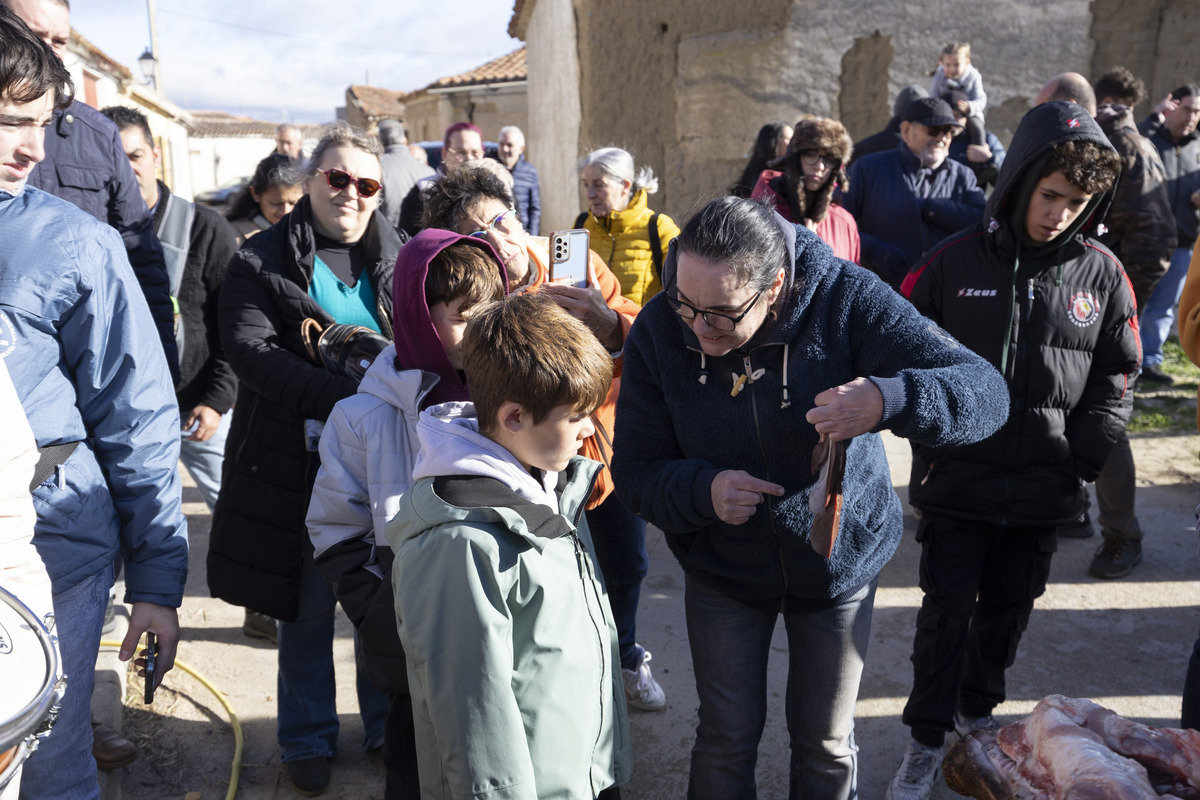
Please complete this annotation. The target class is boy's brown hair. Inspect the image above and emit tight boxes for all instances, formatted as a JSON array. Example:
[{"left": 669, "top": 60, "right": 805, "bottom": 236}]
[
  {"left": 425, "top": 240, "right": 505, "bottom": 310},
  {"left": 462, "top": 293, "right": 612, "bottom": 434},
  {"left": 1039, "top": 140, "right": 1121, "bottom": 196}
]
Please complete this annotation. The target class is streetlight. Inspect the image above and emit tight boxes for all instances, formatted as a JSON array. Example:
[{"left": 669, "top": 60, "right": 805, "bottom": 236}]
[{"left": 137, "top": 48, "right": 157, "bottom": 87}]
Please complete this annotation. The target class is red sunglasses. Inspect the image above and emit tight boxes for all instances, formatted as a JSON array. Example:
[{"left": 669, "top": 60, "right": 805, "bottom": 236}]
[{"left": 321, "top": 168, "right": 382, "bottom": 198}]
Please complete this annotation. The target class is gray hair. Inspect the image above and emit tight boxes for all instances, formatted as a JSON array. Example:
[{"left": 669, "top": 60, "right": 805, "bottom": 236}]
[
  {"left": 676, "top": 197, "right": 787, "bottom": 292},
  {"left": 376, "top": 119, "right": 406, "bottom": 148},
  {"left": 578, "top": 146, "right": 659, "bottom": 195},
  {"left": 498, "top": 125, "right": 524, "bottom": 144},
  {"left": 306, "top": 121, "right": 381, "bottom": 177}
]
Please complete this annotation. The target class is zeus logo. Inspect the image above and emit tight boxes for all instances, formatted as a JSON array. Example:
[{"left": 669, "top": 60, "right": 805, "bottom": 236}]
[{"left": 957, "top": 288, "right": 998, "bottom": 297}]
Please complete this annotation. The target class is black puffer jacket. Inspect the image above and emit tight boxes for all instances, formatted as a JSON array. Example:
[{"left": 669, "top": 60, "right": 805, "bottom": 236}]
[
  {"left": 207, "top": 196, "right": 401, "bottom": 621},
  {"left": 1096, "top": 105, "right": 1176, "bottom": 309},
  {"left": 902, "top": 101, "right": 1141, "bottom": 525}
]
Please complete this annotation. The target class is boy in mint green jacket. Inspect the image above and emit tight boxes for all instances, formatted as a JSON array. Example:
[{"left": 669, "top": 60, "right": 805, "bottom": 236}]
[{"left": 386, "top": 293, "right": 631, "bottom": 799}]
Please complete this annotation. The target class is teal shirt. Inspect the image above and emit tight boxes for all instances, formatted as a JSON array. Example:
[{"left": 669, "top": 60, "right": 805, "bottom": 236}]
[{"left": 309, "top": 255, "right": 382, "bottom": 332}]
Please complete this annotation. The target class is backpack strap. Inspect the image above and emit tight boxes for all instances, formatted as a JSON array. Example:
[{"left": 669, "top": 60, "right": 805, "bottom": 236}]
[
  {"left": 648, "top": 212, "right": 662, "bottom": 281},
  {"left": 573, "top": 212, "right": 588, "bottom": 229}
]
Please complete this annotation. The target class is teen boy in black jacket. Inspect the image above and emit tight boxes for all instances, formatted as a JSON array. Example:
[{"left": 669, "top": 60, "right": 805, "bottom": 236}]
[{"left": 886, "top": 101, "right": 1140, "bottom": 800}]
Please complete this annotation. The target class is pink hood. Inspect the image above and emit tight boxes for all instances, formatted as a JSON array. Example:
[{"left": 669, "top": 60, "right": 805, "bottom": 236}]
[{"left": 391, "top": 229, "right": 507, "bottom": 408}]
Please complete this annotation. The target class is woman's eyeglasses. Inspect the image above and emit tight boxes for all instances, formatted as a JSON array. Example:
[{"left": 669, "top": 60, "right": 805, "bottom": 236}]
[
  {"left": 468, "top": 210, "right": 522, "bottom": 239},
  {"left": 667, "top": 291, "right": 763, "bottom": 332},
  {"left": 798, "top": 151, "right": 839, "bottom": 170},
  {"left": 321, "top": 168, "right": 382, "bottom": 198}
]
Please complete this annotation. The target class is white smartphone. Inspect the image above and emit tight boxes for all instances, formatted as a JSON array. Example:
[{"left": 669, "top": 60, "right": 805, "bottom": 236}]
[{"left": 549, "top": 229, "right": 590, "bottom": 288}]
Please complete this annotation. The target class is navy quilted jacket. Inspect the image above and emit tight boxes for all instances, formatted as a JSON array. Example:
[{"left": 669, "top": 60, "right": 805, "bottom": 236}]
[{"left": 611, "top": 220, "right": 1008, "bottom": 604}]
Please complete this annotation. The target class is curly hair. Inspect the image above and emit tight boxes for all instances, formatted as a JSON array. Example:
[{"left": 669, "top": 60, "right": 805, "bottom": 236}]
[
  {"left": 1040, "top": 140, "right": 1121, "bottom": 196},
  {"left": 1094, "top": 66, "right": 1146, "bottom": 107},
  {"left": 421, "top": 162, "right": 514, "bottom": 232}
]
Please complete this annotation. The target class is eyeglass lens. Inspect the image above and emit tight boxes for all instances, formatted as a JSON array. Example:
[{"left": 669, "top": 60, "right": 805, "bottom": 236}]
[{"left": 325, "top": 168, "right": 381, "bottom": 198}]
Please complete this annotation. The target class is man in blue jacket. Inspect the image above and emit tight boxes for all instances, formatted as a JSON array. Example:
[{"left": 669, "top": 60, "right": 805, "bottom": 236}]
[
  {"left": 0, "top": 10, "right": 188, "bottom": 799},
  {"left": 843, "top": 97, "right": 986, "bottom": 289},
  {"left": 4, "top": 0, "right": 180, "bottom": 384},
  {"left": 498, "top": 125, "right": 541, "bottom": 235}
]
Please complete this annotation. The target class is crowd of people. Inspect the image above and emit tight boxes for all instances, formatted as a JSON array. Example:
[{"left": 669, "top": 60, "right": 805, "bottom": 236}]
[{"left": 1, "top": 3, "right": 1199, "bottom": 799}]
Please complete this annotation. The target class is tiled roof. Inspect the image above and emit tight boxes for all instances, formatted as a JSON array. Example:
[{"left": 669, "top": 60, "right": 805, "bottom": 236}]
[
  {"left": 347, "top": 85, "right": 407, "bottom": 120},
  {"left": 186, "top": 111, "right": 322, "bottom": 139},
  {"left": 429, "top": 46, "right": 526, "bottom": 89}
]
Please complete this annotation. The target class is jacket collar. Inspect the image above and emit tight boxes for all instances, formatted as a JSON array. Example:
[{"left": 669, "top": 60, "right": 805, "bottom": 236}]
[{"left": 600, "top": 188, "right": 650, "bottom": 233}]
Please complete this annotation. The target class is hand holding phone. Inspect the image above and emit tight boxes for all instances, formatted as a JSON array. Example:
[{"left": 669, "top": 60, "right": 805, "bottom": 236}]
[
  {"left": 549, "top": 229, "right": 590, "bottom": 288},
  {"left": 143, "top": 632, "right": 157, "bottom": 704}
]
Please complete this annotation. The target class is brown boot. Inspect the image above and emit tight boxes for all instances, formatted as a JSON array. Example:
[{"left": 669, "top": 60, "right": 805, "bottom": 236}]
[{"left": 92, "top": 718, "right": 137, "bottom": 770}]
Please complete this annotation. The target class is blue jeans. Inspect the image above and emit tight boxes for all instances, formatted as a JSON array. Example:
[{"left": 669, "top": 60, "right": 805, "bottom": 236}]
[
  {"left": 585, "top": 493, "right": 649, "bottom": 670},
  {"left": 1140, "top": 245, "right": 1194, "bottom": 368},
  {"left": 178, "top": 410, "right": 231, "bottom": 513},
  {"left": 19, "top": 562, "right": 114, "bottom": 800},
  {"left": 684, "top": 573, "right": 876, "bottom": 800},
  {"left": 277, "top": 551, "right": 389, "bottom": 762}
]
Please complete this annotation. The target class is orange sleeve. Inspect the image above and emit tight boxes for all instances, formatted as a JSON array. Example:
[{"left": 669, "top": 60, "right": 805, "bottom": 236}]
[
  {"left": 590, "top": 249, "right": 640, "bottom": 349},
  {"left": 1175, "top": 236, "right": 1200, "bottom": 434},
  {"left": 1178, "top": 237, "right": 1200, "bottom": 369}
]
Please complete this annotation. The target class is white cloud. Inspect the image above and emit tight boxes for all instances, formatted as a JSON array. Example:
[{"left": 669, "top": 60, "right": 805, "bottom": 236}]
[{"left": 71, "top": 0, "right": 520, "bottom": 123}]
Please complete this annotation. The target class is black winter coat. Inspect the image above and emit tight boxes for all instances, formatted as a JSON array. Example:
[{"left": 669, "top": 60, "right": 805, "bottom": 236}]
[
  {"left": 207, "top": 196, "right": 401, "bottom": 621},
  {"left": 1138, "top": 115, "right": 1200, "bottom": 244},
  {"left": 903, "top": 101, "right": 1141, "bottom": 526},
  {"left": 1096, "top": 105, "right": 1175, "bottom": 309},
  {"left": 152, "top": 182, "right": 238, "bottom": 414}
]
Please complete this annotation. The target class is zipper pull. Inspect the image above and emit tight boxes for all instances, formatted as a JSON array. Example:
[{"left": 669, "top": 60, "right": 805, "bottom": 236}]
[{"left": 1027, "top": 278, "right": 1034, "bottom": 302}]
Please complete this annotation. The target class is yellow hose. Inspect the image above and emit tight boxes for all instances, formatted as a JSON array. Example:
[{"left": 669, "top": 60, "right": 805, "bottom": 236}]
[{"left": 99, "top": 640, "right": 243, "bottom": 800}]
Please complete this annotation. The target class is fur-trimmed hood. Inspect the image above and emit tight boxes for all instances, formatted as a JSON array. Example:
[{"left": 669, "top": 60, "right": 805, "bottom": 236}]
[{"left": 768, "top": 117, "right": 854, "bottom": 224}]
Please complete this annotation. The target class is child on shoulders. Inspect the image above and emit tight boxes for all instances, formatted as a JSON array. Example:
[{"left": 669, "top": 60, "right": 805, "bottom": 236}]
[{"left": 930, "top": 42, "right": 988, "bottom": 147}]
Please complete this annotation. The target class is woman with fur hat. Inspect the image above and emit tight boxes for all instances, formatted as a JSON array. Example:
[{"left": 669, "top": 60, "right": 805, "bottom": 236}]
[{"left": 751, "top": 116, "right": 861, "bottom": 263}]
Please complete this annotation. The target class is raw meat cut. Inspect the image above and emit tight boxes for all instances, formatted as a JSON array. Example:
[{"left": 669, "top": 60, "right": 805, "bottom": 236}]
[{"left": 943, "top": 695, "right": 1198, "bottom": 799}]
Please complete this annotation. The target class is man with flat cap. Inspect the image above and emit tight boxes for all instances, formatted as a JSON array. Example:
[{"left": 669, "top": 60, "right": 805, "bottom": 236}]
[{"left": 844, "top": 96, "right": 986, "bottom": 288}]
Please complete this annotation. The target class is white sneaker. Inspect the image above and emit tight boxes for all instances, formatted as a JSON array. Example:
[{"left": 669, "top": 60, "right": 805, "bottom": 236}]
[
  {"left": 884, "top": 740, "right": 943, "bottom": 800},
  {"left": 622, "top": 648, "right": 666, "bottom": 711},
  {"left": 954, "top": 710, "right": 998, "bottom": 739}
]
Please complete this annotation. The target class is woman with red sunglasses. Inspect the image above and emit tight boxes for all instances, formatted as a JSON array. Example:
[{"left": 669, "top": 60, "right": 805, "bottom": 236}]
[{"left": 208, "top": 121, "right": 404, "bottom": 796}]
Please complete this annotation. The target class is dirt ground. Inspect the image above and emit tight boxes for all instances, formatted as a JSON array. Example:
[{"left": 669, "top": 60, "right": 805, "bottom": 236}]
[{"left": 113, "top": 428, "right": 1200, "bottom": 800}]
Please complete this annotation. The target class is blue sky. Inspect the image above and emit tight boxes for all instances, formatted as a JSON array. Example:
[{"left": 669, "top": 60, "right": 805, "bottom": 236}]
[{"left": 70, "top": 1, "right": 522, "bottom": 123}]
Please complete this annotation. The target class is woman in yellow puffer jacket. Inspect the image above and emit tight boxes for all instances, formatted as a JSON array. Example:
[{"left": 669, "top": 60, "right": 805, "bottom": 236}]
[{"left": 579, "top": 147, "right": 680, "bottom": 306}]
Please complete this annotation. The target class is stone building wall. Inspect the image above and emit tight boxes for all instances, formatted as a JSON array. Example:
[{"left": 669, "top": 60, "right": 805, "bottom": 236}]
[
  {"left": 516, "top": 0, "right": 1200, "bottom": 227},
  {"left": 1090, "top": 0, "right": 1200, "bottom": 117}
]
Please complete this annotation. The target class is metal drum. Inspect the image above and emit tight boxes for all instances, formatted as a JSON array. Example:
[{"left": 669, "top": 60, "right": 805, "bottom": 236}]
[{"left": 0, "top": 585, "right": 65, "bottom": 793}]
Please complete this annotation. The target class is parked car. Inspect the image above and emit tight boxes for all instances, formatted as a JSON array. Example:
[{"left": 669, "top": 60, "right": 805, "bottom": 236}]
[{"left": 195, "top": 175, "right": 251, "bottom": 208}]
